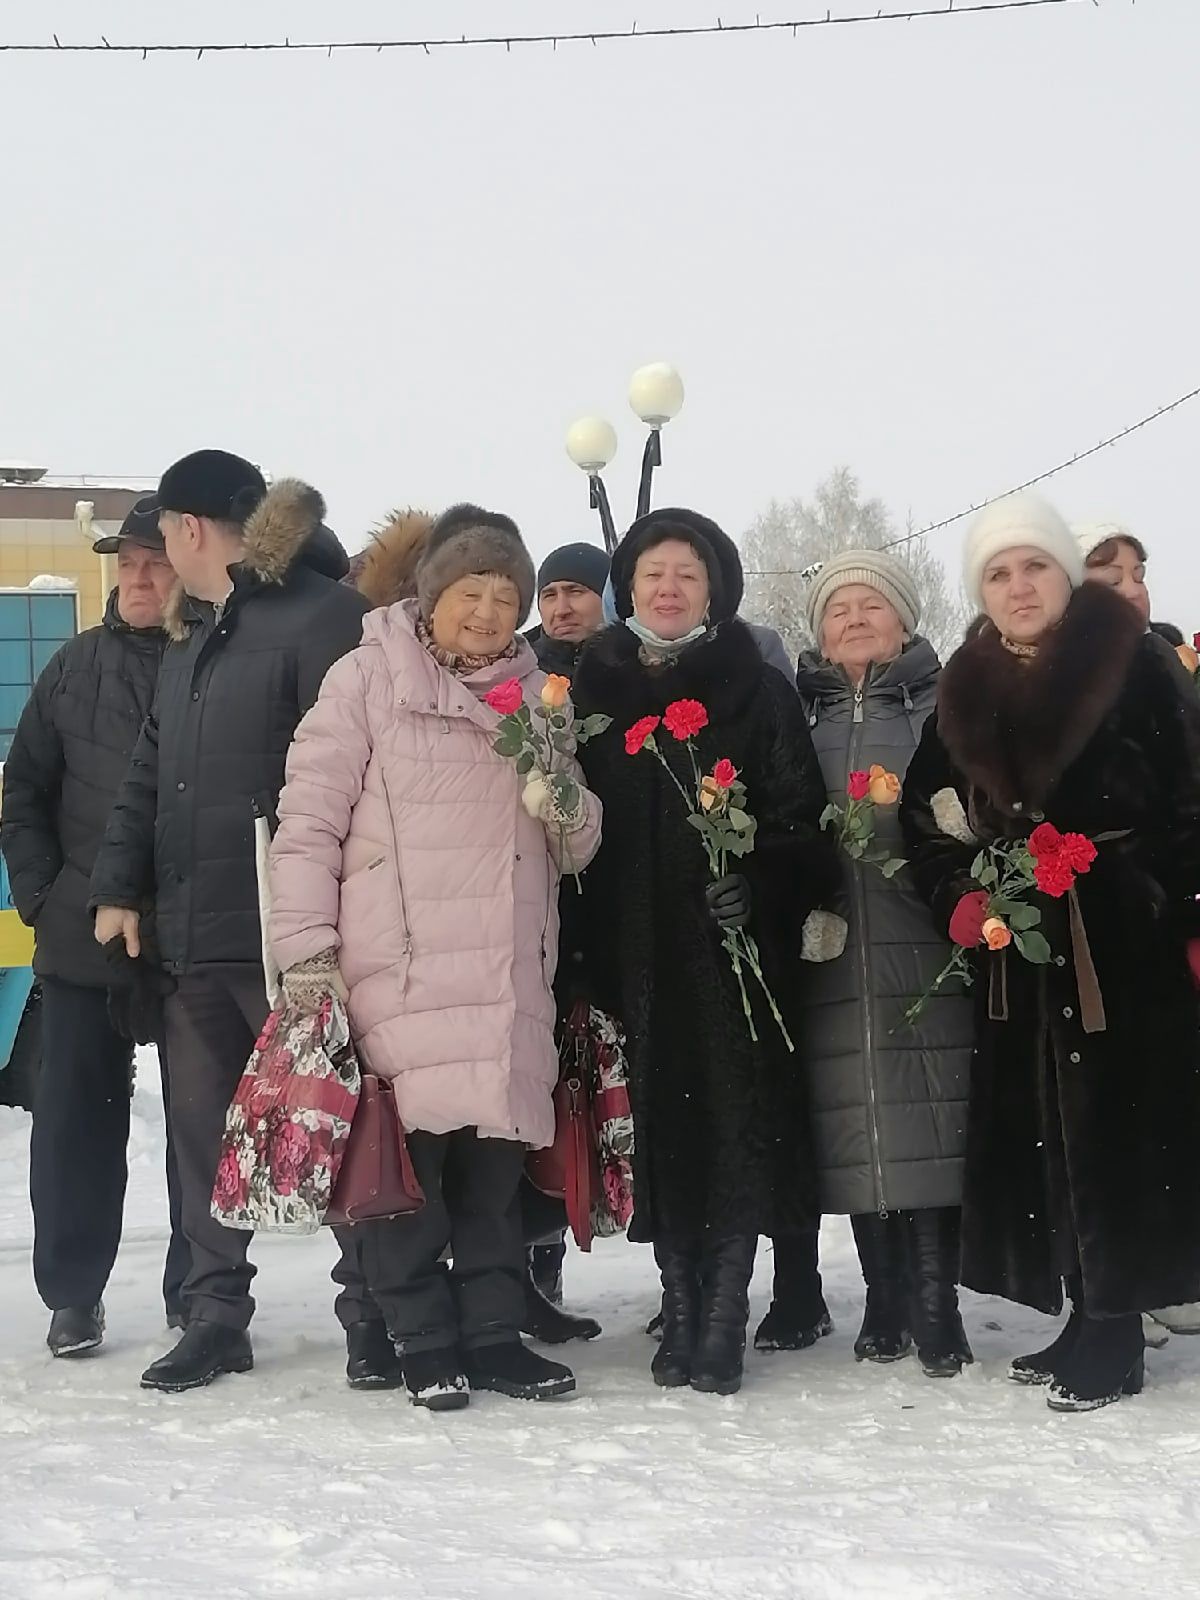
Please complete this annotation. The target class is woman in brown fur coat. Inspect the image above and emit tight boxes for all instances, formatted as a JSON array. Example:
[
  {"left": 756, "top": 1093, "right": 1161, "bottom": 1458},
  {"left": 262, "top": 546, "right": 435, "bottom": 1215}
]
[{"left": 900, "top": 492, "right": 1200, "bottom": 1414}]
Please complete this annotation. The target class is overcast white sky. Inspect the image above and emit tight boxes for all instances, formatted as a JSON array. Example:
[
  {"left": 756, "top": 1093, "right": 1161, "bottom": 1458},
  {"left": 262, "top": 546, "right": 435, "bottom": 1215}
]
[{"left": 2, "top": 0, "right": 1197, "bottom": 619}]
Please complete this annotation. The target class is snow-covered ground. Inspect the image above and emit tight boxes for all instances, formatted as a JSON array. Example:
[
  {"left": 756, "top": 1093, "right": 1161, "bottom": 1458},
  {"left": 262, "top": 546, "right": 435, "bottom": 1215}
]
[{"left": 2, "top": 1059, "right": 1199, "bottom": 1600}]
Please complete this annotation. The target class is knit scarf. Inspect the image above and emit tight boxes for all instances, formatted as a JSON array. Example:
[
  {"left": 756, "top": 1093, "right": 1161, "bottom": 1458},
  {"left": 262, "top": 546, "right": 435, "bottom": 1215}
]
[{"left": 416, "top": 615, "right": 518, "bottom": 678}]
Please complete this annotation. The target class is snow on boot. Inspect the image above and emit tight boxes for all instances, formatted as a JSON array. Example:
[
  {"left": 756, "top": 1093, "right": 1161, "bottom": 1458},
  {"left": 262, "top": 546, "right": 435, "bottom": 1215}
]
[
  {"left": 909, "top": 1208, "right": 973, "bottom": 1378},
  {"left": 691, "top": 1236, "right": 756, "bottom": 1395},
  {"left": 1148, "top": 1303, "right": 1200, "bottom": 1336},
  {"left": 466, "top": 1340, "right": 576, "bottom": 1401},
  {"left": 1047, "top": 1314, "right": 1145, "bottom": 1413},
  {"left": 404, "top": 1348, "right": 470, "bottom": 1412},
  {"left": 47, "top": 1303, "right": 105, "bottom": 1358},
  {"left": 651, "top": 1239, "right": 701, "bottom": 1387},
  {"left": 345, "top": 1321, "right": 405, "bottom": 1391},
  {"left": 522, "top": 1271, "right": 601, "bottom": 1344},
  {"left": 140, "top": 1323, "right": 253, "bottom": 1393},
  {"left": 1010, "top": 1284, "right": 1085, "bottom": 1385},
  {"left": 1142, "top": 1314, "right": 1170, "bottom": 1350},
  {"left": 851, "top": 1213, "right": 912, "bottom": 1363},
  {"left": 754, "top": 1229, "right": 832, "bottom": 1353}
]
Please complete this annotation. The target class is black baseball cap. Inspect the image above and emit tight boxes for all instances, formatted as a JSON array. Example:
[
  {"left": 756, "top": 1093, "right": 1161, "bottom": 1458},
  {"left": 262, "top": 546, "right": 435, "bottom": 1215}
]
[
  {"left": 93, "top": 495, "right": 167, "bottom": 554},
  {"left": 152, "top": 449, "right": 267, "bottom": 524}
]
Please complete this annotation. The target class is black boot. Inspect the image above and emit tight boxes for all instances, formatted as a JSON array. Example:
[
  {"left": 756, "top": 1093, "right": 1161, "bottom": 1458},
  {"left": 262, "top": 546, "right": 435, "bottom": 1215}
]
[
  {"left": 1009, "top": 1275, "right": 1085, "bottom": 1385},
  {"left": 1047, "top": 1314, "right": 1145, "bottom": 1413},
  {"left": 522, "top": 1269, "right": 601, "bottom": 1344},
  {"left": 140, "top": 1322, "right": 254, "bottom": 1393},
  {"left": 851, "top": 1212, "right": 913, "bottom": 1363},
  {"left": 528, "top": 1240, "right": 567, "bottom": 1305},
  {"left": 47, "top": 1303, "right": 105, "bottom": 1358},
  {"left": 404, "top": 1347, "right": 470, "bottom": 1411},
  {"left": 465, "top": 1340, "right": 576, "bottom": 1401},
  {"left": 691, "top": 1235, "right": 757, "bottom": 1395},
  {"left": 908, "top": 1208, "right": 973, "bottom": 1377},
  {"left": 651, "top": 1239, "right": 701, "bottom": 1388},
  {"left": 646, "top": 1307, "right": 664, "bottom": 1340},
  {"left": 754, "top": 1231, "right": 833, "bottom": 1352},
  {"left": 345, "top": 1321, "right": 405, "bottom": 1390}
]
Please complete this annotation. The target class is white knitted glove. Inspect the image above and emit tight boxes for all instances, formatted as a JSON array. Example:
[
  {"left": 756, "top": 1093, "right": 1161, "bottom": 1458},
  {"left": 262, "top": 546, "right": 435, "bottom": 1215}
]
[
  {"left": 801, "top": 909, "right": 849, "bottom": 963},
  {"left": 522, "top": 773, "right": 587, "bottom": 835},
  {"left": 281, "top": 948, "right": 348, "bottom": 1013}
]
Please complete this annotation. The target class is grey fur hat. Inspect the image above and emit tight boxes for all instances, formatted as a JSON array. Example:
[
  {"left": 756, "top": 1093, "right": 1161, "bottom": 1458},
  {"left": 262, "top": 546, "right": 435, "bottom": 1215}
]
[{"left": 416, "top": 503, "right": 536, "bottom": 622}]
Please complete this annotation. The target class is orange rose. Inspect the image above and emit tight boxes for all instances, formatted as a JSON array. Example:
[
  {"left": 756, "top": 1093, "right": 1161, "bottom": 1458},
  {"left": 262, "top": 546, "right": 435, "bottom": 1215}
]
[
  {"left": 981, "top": 916, "right": 1012, "bottom": 951},
  {"left": 699, "top": 775, "right": 725, "bottom": 813},
  {"left": 541, "top": 674, "right": 571, "bottom": 711},
  {"left": 1176, "top": 643, "right": 1199, "bottom": 676},
  {"left": 867, "top": 764, "right": 902, "bottom": 806}
]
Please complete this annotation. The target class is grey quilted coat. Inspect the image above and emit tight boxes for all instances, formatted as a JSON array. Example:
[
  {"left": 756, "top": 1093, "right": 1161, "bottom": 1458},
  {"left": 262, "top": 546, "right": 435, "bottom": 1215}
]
[{"left": 796, "top": 638, "right": 971, "bottom": 1214}]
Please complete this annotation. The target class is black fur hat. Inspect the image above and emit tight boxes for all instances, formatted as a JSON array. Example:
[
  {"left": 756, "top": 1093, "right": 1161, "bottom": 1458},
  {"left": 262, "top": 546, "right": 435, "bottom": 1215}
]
[
  {"left": 416, "top": 503, "right": 536, "bottom": 622},
  {"left": 610, "top": 508, "right": 744, "bottom": 624},
  {"left": 155, "top": 449, "right": 267, "bottom": 524}
]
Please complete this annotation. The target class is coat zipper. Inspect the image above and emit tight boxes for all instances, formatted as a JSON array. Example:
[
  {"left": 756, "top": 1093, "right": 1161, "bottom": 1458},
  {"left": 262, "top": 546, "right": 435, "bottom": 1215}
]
[
  {"left": 377, "top": 772, "right": 414, "bottom": 968},
  {"left": 847, "top": 670, "right": 886, "bottom": 1215}
]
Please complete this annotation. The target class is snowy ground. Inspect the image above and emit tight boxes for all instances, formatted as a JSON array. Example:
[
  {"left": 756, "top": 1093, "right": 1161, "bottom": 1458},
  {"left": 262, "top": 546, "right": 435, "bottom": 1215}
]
[{"left": 3, "top": 1061, "right": 1200, "bottom": 1600}]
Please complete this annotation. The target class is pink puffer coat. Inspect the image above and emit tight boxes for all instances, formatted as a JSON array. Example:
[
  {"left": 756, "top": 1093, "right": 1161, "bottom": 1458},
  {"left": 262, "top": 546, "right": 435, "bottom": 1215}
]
[{"left": 268, "top": 601, "right": 602, "bottom": 1149}]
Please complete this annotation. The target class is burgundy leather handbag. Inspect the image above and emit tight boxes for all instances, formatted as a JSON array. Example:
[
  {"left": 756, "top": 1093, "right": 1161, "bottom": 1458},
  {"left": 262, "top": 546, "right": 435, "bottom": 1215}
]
[{"left": 325, "top": 1074, "right": 425, "bottom": 1226}]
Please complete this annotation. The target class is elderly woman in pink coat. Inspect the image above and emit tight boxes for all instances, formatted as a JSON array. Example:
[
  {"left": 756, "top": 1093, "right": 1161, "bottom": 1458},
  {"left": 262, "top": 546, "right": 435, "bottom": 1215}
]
[{"left": 268, "top": 505, "right": 601, "bottom": 1412}]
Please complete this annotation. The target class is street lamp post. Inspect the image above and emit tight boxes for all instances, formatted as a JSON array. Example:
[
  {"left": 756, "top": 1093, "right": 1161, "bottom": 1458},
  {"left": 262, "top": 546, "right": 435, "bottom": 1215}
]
[{"left": 565, "top": 363, "right": 685, "bottom": 555}]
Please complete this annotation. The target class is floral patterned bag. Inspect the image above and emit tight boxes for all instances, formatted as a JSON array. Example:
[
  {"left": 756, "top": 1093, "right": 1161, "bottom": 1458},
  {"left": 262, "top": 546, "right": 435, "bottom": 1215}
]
[{"left": 211, "top": 995, "right": 361, "bottom": 1235}]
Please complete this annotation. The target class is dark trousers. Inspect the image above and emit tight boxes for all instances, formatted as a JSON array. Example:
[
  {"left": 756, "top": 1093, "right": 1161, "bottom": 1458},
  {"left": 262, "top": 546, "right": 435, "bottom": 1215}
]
[
  {"left": 363, "top": 1128, "right": 525, "bottom": 1354},
  {"left": 31, "top": 976, "right": 188, "bottom": 1315},
  {"left": 164, "top": 963, "right": 376, "bottom": 1331}
]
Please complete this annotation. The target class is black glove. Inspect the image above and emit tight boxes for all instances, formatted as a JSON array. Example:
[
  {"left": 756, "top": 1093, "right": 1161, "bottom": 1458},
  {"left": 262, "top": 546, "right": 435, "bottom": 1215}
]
[
  {"left": 103, "top": 914, "right": 177, "bottom": 1046},
  {"left": 705, "top": 873, "right": 751, "bottom": 930}
]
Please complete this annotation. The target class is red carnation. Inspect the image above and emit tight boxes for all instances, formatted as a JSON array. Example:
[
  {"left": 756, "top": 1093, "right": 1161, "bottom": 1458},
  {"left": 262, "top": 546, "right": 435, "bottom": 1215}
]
[
  {"left": 1060, "top": 832, "right": 1097, "bottom": 874},
  {"left": 1027, "top": 822, "right": 1064, "bottom": 860},
  {"left": 663, "top": 699, "right": 709, "bottom": 741},
  {"left": 624, "top": 715, "right": 662, "bottom": 756},
  {"left": 1034, "top": 856, "right": 1076, "bottom": 899},
  {"left": 485, "top": 678, "right": 524, "bottom": 716},
  {"left": 712, "top": 758, "right": 738, "bottom": 789},
  {"left": 948, "top": 889, "right": 989, "bottom": 949},
  {"left": 847, "top": 770, "right": 871, "bottom": 802}
]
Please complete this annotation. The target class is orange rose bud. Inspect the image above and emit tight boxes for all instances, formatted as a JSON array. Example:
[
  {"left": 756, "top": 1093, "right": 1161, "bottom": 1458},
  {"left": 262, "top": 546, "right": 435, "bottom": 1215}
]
[
  {"left": 1176, "top": 643, "right": 1199, "bottom": 675},
  {"left": 541, "top": 674, "right": 571, "bottom": 710},
  {"left": 699, "top": 775, "right": 724, "bottom": 812},
  {"left": 981, "top": 916, "right": 1012, "bottom": 951},
  {"left": 867, "top": 767, "right": 902, "bottom": 806}
]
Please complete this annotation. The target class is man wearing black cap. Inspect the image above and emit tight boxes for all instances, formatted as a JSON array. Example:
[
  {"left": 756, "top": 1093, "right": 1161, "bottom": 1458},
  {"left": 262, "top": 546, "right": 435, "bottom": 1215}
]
[
  {"left": 90, "top": 451, "right": 386, "bottom": 1393},
  {"left": 1, "top": 500, "right": 189, "bottom": 1359},
  {"left": 527, "top": 542, "right": 610, "bottom": 678}
]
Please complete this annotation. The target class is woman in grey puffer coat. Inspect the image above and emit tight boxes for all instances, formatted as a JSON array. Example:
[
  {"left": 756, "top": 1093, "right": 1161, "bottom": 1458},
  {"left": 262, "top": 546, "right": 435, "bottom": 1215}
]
[{"left": 793, "top": 550, "right": 973, "bottom": 1377}]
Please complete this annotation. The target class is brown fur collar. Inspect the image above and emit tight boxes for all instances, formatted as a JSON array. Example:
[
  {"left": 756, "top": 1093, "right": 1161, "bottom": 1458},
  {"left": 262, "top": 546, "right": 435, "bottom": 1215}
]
[
  {"left": 937, "top": 582, "right": 1144, "bottom": 810},
  {"left": 351, "top": 508, "right": 434, "bottom": 609},
  {"left": 163, "top": 478, "right": 325, "bottom": 641}
]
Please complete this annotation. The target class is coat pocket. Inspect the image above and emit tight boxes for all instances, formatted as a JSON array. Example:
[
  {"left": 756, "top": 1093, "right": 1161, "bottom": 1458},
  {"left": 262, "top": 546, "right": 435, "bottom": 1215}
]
[{"left": 337, "top": 853, "right": 413, "bottom": 995}]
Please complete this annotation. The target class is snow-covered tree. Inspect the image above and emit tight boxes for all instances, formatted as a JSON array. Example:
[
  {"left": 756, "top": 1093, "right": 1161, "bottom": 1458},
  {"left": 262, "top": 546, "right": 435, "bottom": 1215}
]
[{"left": 740, "top": 467, "right": 969, "bottom": 663}]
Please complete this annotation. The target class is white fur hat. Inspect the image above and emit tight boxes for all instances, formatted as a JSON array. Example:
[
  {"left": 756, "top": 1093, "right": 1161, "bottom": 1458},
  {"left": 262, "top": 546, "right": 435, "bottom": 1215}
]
[
  {"left": 962, "top": 492, "right": 1082, "bottom": 608},
  {"left": 1073, "top": 520, "right": 1143, "bottom": 564}
]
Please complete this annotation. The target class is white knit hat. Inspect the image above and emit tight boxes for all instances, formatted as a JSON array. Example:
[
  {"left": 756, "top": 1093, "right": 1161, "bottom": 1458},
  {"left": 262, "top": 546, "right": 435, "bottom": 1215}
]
[
  {"left": 962, "top": 492, "right": 1082, "bottom": 608},
  {"left": 1073, "top": 520, "right": 1143, "bottom": 564},
  {"left": 805, "top": 547, "right": 922, "bottom": 639}
]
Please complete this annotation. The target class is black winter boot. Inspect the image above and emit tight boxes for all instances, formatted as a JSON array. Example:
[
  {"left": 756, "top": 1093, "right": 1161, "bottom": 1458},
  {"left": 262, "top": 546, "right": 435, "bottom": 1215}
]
[
  {"left": 908, "top": 1208, "right": 973, "bottom": 1377},
  {"left": 140, "top": 1323, "right": 254, "bottom": 1393},
  {"left": 691, "top": 1235, "right": 758, "bottom": 1395},
  {"left": 345, "top": 1321, "right": 405, "bottom": 1390},
  {"left": 651, "top": 1239, "right": 701, "bottom": 1388},
  {"left": 528, "top": 1240, "right": 567, "bottom": 1305},
  {"left": 47, "top": 1304, "right": 105, "bottom": 1358},
  {"left": 1047, "top": 1314, "right": 1145, "bottom": 1413},
  {"left": 522, "top": 1270, "right": 601, "bottom": 1345},
  {"left": 465, "top": 1340, "right": 576, "bottom": 1401},
  {"left": 1009, "top": 1275, "right": 1085, "bottom": 1385},
  {"left": 404, "top": 1347, "right": 470, "bottom": 1411},
  {"left": 754, "top": 1230, "right": 833, "bottom": 1352},
  {"left": 851, "top": 1212, "right": 913, "bottom": 1363}
]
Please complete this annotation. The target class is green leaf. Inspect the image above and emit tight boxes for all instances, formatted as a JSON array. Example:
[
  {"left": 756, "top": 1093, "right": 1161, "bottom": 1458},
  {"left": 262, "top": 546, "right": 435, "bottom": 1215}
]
[
  {"left": 880, "top": 857, "right": 907, "bottom": 879},
  {"left": 576, "top": 714, "right": 612, "bottom": 742},
  {"left": 725, "top": 834, "right": 754, "bottom": 859},
  {"left": 1006, "top": 903, "right": 1041, "bottom": 931},
  {"left": 728, "top": 808, "right": 752, "bottom": 831},
  {"left": 819, "top": 804, "right": 838, "bottom": 830},
  {"left": 1014, "top": 929, "right": 1052, "bottom": 965},
  {"left": 686, "top": 813, "right": 709, "bottom": 834},
  {"left": 515, "top": 751, "right": 536, "bottom": 776},
  {"left": 970, "top": 850, "right": 987, "bottom": 880},
  {"left": 978, "top": 864, "right": 999, "bottom": 889}
]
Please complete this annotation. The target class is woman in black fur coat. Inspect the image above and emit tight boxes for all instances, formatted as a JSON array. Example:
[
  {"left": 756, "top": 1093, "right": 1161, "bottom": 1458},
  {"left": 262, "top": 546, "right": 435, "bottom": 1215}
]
[
  {"left": 572, "top": 509, "right": 834, "bottom": 1395},
  {"left": 900, "top": 492, "right": 1200, "bottom": 1414}
]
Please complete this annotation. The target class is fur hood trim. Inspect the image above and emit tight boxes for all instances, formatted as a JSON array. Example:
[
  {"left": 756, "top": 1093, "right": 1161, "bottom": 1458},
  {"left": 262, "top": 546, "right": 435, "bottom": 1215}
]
[
  {"left": 573, "top": 616, "right": 766, "bottom": 728},
  {"left": 936, "top": 582, "right": 1144, "bottom": 811},
  {"left": 350, "top": 509, "right": 435, "bottom": 609}
]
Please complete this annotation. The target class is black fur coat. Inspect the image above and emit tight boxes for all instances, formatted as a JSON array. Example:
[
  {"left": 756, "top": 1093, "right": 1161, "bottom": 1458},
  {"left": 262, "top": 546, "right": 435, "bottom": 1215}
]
[
  {"left": 900, "top": 583, "right": 1200, "bottom": 1316},
  {"left": 572, "top": 620, "right": 836, "bottom": 1243}
]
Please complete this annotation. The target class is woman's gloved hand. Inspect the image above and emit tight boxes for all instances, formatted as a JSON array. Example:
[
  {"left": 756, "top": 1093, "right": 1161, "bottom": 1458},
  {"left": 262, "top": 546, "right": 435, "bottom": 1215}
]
[
  {"left": 705, "top": 874, "right": 751, "bottom": 930},
  {"left": 281, "top": 948, "right": 348, "bottom": 1014},
  {"left": 522, "top": 773, "right": 588, "bottom": 835}
]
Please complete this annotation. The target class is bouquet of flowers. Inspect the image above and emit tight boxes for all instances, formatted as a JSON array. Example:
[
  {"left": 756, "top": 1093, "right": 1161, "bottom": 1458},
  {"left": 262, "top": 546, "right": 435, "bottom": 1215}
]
[
  {"left": 820, "top": 764, "right": 907, "bottom": 879},
  {"left": 626, "top": 698, "right": 793, "bottom": 1052},
  {"left": 899, "top": 816, "right": 1097, "bottom": 1027},
  {"left": 485, "top": 673, "right": 610, "bottom": 887},
  {"left": 1175, "top": 634, "right": 1200, "bottom": 683}
]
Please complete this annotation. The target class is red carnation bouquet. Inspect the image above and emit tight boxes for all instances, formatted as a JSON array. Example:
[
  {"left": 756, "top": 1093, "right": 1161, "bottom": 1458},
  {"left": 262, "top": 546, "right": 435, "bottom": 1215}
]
[
  {"left": 899, "top": 820, "right": 1097, "bottom": 1027},
  {"left": 626, "top": 699, "right": 793, "bottom": 1052}
]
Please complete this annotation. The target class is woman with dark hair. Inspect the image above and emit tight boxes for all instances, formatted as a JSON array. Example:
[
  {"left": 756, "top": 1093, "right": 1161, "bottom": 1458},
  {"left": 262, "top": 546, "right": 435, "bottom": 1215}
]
[
  {"left": 572, "top": 509, "right": 834, "bottom": 1395},
  {"left": 1074, "top": 522, "right": 1150, "bottom": 625}
]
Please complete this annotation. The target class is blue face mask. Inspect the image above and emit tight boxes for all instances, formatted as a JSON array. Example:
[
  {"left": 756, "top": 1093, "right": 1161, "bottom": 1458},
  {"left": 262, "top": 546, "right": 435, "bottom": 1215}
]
[{"left": 624, "top": 612, "right": 710, "bottom": 659}]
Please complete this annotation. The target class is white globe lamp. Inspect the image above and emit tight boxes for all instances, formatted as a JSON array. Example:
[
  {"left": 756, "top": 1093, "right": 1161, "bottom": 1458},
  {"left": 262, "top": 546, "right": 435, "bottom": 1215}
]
[{"left": 628, "top": 363, "right": 684, "bottom": 429}]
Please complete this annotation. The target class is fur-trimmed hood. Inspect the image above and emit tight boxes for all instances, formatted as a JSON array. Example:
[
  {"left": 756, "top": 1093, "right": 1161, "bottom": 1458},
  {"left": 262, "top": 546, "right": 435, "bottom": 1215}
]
[
  {"left": 345, "top": 508, "right": 435, "bottom": 609},
  {"left": 164, "top": 477, "right": 349, "bottom": 641},
  {"left": 936, "top": 582, "right": 1145, "bottom": 812},
  {"left": 573, "top": 616, "right": 766, "bottom": 728}
]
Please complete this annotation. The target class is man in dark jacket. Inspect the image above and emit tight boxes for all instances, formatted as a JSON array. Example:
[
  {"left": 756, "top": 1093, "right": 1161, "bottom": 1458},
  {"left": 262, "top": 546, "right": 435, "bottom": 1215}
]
[
  {"left": 90, "top": 450, "right": 389, "bottom": 1394},
  {"left": 1, "top": 500, "right": 188, "bottom": 1357},
  {"left": 526, "top": 542, "right": 609, "bottom": 677}
]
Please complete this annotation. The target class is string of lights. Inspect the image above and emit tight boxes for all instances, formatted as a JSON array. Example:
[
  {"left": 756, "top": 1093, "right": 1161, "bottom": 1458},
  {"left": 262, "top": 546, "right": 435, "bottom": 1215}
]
[{"left": 1, "top": 2, "right": 1092, "bottom": 60}]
